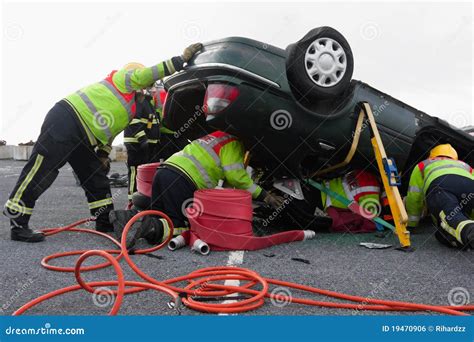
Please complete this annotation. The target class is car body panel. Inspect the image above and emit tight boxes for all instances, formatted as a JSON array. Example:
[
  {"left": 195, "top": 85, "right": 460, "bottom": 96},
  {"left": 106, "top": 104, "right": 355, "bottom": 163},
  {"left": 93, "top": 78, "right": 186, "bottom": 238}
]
[{"left": 164, "top": 37, "right": 473, "bottom": 184}]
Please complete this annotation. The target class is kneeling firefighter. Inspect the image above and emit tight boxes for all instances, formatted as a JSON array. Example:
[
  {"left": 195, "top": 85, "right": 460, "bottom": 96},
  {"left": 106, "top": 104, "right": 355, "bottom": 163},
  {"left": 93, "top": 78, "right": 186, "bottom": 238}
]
[
  {"left": 3, "top": 43, "right": 203, "bottom": 242},
  {"left": 110, "top": 131, "right": 285, "bottom": 248},
  {"left": 320, "top": 169, "right": 382, "bottom": 233},
  {"left": 406, "top": 144, "right": 474, "bottom": 249}
]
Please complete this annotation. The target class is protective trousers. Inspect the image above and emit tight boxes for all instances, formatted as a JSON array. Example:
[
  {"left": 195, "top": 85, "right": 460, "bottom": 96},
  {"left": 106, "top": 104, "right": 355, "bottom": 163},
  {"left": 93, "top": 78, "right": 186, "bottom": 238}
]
[
  {"left": 4, "top": 101, "right": 113, "bottom": 229},
  {"left": 425, "top": 174, "right": 474, "bottom": 248},
  {"left": 151, "top": 166, "right": 196, "bottom": 236}
]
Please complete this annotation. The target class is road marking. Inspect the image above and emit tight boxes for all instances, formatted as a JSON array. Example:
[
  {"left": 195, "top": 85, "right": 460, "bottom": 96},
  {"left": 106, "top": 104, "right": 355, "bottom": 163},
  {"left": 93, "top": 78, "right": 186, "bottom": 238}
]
[{"left": 218, "top": 250, "right": 244, "bottom": 316}]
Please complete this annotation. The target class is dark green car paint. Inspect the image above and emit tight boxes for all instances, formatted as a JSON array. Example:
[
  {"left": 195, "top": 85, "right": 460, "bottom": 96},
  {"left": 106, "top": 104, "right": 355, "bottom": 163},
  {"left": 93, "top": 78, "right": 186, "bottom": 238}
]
[{"left": 164, "top": 37, "right": 473, "bottom": 187}]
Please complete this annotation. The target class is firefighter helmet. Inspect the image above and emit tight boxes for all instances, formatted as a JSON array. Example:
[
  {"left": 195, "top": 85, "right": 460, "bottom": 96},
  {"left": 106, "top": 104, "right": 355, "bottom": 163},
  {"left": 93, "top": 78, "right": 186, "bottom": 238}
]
[
  {"left": 123, "top": 62, "right": 145, "bottom": 71},
  {"left": 429, "top": 144, "right": 458, "bottom": 160}
]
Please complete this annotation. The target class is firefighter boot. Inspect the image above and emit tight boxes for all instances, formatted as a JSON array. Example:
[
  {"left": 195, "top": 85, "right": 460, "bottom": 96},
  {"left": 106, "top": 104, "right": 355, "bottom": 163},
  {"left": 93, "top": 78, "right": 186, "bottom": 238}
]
[
  {"left": 109, "top": 209, "right": 164, "bottom": 249},
  {"left": 9, "top": 216, "right": 45, "bottom": 243},
  {"left": 459, "top": 221, "right": 474, "bottom": 249},
  {"left": 95, "top": 211, "right": 114, "bottom": 232}
]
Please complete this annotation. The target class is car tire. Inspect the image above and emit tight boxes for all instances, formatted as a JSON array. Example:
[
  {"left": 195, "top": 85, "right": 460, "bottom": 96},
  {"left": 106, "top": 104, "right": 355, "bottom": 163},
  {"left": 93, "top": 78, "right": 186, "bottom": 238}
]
[{"left": 286, "top": 26, "right": 354, "bottom": 101}]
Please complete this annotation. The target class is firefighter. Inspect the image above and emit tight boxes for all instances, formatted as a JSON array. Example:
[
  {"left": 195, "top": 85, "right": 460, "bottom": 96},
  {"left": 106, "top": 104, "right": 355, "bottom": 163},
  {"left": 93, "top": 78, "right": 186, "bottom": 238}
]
[
  {"left": 124, "top": 90, "right": 161, "bottom": 203},
  {"left": 150, "top": 83, "right": 188, "bottom": 161},
  {"left": 320, "top": 169, "right": 382, "bottom": 233},
  {"left": 3, "top": 43, "right": 203, "bottom": 242},
  {"left": 109, "top": 131, "right": 285, "bottom": 248},
  {"left": 406, "top": 144, "right": 474, "bottom": 249}
]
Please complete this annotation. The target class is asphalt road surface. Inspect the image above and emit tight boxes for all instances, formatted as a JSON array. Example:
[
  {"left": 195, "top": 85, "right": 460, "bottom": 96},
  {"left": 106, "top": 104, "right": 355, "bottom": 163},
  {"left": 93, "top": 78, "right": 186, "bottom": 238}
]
[{"left": 0, "top": 160, "right": 472, "bottom": 316}]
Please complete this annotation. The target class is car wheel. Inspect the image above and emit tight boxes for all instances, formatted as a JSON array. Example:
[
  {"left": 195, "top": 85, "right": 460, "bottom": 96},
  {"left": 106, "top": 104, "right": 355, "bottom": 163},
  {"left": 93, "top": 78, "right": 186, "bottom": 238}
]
[{"left": 286, "top": 26, "right": 354, "bottom": 101}]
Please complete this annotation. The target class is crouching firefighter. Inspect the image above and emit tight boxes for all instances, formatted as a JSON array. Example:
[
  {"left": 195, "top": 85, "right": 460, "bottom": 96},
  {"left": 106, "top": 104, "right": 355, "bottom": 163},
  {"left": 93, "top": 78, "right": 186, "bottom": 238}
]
[
  {"left": 124, "top": 89, "right": 161, "bottom": 203},
  {"left": 3, "top": 43, "right": 203, "bottom": 242},
  {"left": 320, "top": 169, "right": 382, "bottom": 233},
  {"left": 109, "top": 131, "right": 285, "bottom": 248},
  {"left": 406, "top": 144, "right": 474, "bottom": 249}
]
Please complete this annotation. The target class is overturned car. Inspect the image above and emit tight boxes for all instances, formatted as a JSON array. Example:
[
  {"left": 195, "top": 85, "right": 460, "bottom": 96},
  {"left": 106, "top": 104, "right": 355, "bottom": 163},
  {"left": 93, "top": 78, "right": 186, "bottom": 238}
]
[{"left": 162, "top": 27, "right": 473, "bottom": 230}]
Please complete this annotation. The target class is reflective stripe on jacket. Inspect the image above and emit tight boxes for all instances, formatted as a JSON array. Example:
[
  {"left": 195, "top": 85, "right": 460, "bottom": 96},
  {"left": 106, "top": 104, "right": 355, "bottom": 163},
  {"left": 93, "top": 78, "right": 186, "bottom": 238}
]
[
  {"left": 65, "top": 61, "right": 174, "bottom": 146},
  {"left": 406, "top": 157, "right": 473, "bottom": 227},
  {"left": 321, "top": 169, "right": 381, "bottom": 212},
  {"left": 165, "top": 131, "right": 263, "bottom": 198},
  {"left": 124, "top": 94, "right": 160, "bottom": 144}
]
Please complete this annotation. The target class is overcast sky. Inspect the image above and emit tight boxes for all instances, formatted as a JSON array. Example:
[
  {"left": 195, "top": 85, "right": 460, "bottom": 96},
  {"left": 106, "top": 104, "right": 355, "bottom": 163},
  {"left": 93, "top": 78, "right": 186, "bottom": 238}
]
[{"left": 1, "top": 1, "right": 473, "bottom": 144}]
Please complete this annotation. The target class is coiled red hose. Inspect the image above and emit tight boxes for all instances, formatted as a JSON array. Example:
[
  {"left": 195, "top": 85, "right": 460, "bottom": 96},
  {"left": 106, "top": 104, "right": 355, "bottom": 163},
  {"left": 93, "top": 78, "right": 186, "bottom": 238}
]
[
  {"left": 12, "top": 211, "right": 474, "bottom": 316},
  {"left": 186, "top": 189, "right": 312, "bottom": 251}
]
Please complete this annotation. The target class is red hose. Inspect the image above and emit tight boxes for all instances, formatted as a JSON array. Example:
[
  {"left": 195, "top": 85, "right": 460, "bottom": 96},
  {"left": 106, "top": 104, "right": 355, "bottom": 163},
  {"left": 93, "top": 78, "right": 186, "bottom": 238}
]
[
  {"left": 12, "top": 211, "right": 473, "bottom": 316},
  {"left": 186, "top": 189, "right": 310, "bottom": 251}
]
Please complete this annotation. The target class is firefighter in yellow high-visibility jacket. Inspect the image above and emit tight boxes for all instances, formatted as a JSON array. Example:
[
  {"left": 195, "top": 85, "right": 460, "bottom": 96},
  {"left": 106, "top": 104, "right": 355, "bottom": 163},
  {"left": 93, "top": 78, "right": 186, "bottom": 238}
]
[
  {"left": 3, "top": 44, "right": 202, "bottom": 242},
  {"left": 109, "top": 131, "right": 284, "bottom": 248},
  {"left": 406, "top": 144, "right": 474, "bottom": 249}
]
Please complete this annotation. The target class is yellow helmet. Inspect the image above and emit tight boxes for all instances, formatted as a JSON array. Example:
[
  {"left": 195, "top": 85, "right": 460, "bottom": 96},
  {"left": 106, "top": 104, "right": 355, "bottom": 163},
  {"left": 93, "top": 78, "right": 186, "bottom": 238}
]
[
  {"left": 123, "top": 62, "right": 145, "bottom": 71},
  {"left": 429, "top": 144, "right": 458, "bottom": 160}
]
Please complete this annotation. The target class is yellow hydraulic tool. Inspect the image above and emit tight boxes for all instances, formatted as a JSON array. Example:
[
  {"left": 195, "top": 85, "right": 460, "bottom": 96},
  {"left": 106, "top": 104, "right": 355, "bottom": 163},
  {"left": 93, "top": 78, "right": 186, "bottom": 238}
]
[
  {"left": 362, "top": 102, "right": 411, "bottom": 249},
  {"left": 312, "top": 102, "right": 411, "bottom": 249}
]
